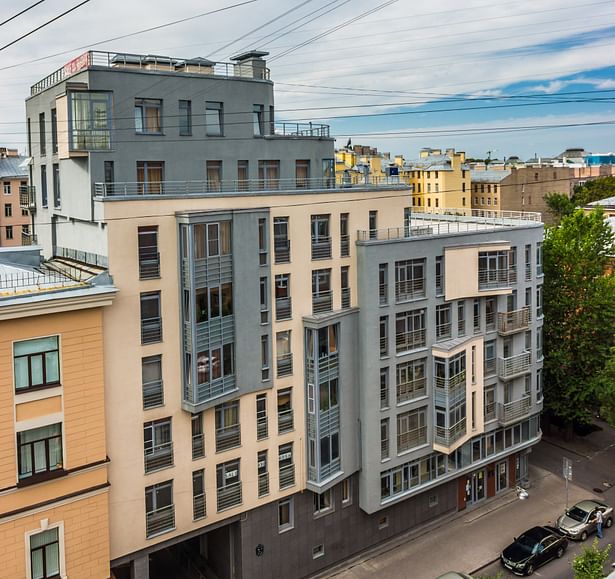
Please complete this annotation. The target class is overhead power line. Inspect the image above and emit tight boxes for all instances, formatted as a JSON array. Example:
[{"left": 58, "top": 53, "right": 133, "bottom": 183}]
[{"left": 0, "top": 0, "right": 46, "bottom": 29}]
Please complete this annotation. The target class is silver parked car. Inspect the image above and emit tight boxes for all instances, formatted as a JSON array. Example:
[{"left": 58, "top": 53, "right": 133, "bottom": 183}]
[{"left": 556, "top": 499, "right": 613, "bottom": 541}]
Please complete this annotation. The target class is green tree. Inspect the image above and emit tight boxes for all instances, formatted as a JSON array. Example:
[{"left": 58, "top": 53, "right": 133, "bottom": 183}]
[
  {"left": 572, "top": 539, "right": 612, "bottom": 579},
  {"left": 545, "top": 192, "right": 575, "bottom": 222},
  {"left": 573, "top": 176, "right": 615, "bottom": 207},
  {"left": 543, "top": 208, "right": 615, "bottom": 429},
  {"left": 592, "top": 347, "right": 615, "bottom": 427}
]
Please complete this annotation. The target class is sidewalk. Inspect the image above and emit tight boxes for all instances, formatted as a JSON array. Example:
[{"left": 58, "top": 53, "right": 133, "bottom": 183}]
[{"left": 315, "top": 465, "right": 595, "bottom": 579}]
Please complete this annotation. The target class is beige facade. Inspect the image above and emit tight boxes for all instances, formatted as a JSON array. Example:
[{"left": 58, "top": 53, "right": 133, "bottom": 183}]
[{"left": 0, "top": 266, "right": 115, "bottom": 579}]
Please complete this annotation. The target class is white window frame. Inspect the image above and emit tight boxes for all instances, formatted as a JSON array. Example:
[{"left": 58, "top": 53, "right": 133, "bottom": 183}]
[{"left": 25, "top": 521, "right": 66, "bottom": 579}]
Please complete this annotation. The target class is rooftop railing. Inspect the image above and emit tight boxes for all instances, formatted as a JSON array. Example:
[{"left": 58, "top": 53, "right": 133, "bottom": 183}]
[{"left": 0, "top": 268, "right": 83, "bottom": 295}]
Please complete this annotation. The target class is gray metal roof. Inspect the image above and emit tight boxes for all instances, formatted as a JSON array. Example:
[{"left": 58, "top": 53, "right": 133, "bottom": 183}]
[
  {"left": 470, "top": 169, "right": 511, "bottom": 183},
  {"left": 0, "top": 155, "right": 28, "bottom": 179},
  {"left": 588, "top": 196, "right": 615, "bottom": 207}
]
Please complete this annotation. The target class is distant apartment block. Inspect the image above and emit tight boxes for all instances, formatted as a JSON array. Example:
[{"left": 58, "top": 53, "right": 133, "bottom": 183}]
[
  {"left": 24, "top": 50, "right": 544, "bottom": 579},
  {"left": 0, "top": 148, "right": 32, "bottom": 247}
]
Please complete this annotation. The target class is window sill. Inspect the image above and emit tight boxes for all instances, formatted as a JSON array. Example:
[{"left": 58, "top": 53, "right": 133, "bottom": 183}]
[
  {"left": 15, "top": 383, "right": 62, "bottom": 397},
  {"left": 17, "top": 468, "right": 67, "bottom": 488},
  {"left": 135, "top": 132, "right": 165, "bottom": 136}
]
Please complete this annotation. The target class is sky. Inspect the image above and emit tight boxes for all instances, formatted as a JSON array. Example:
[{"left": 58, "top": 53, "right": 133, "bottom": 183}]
[{"left": 1, "top": 0, "right": 615, "bottom": 160}]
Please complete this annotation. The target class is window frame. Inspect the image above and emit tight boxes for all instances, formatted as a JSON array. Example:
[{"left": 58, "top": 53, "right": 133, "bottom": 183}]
[
  {"left": 14, "top": 336, "right": 60, "bottom": 393},
  {"left": 135, "top": 98, "right": 163, "bottom": 135},
  {"left": 179, "top": 99, "right": 192, "bottom": 136},
  {"left": 17, "top": 423, "right": 64, "bottom": 484},
  {"left": 27, "top": 524, "right": 65, "bottom": 579}
]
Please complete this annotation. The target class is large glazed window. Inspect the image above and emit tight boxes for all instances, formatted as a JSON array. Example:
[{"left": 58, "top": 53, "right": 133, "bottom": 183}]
[
  {"left": 30, "top": 527, "right": 61, "bottom": 579},
  {"left": 69, "top": 91, "right": 112, "bottom": 150},
  {"left": 17, "top": 423, "right": 63, "bottom": 482},
  {"left": 14, "top": 336, "right": 60, "bottom": 392},
  {"left": 135, "top": 98, "right": 162, "bottom": 134}
]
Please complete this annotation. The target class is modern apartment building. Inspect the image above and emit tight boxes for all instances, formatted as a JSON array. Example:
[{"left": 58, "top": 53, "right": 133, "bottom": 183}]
[
  {"left": 398, "top": 148, "right": 470, "bottom": 210},
  {"left": 0, "top": 246, "right": 115, "bottom": 578},
  {"left": 25, "top": 50, "right": 544, "bottom": 579},
  {"left": 0, "top": 148, "right": 32, "bottom": 247}
]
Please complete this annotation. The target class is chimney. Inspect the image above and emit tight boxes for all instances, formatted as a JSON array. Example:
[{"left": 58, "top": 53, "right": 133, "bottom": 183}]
[{"left": 230, "top": 51, "right": 269, "bottom": 80}]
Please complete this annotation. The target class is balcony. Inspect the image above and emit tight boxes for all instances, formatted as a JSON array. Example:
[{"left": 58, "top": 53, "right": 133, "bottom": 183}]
[
  {"left": 395, "top": 279, "right": 425, "bottom": 302},
  {"left": 381, "top": 438, "right": 389, "bottom": 460},
  {"left": 436, "top": 321, "right": 452, "bottom": 341},
  {"left": 498, "top": 396, "right": 532, "bottom": 425},
  {"left": 275, "top": 297, "right": 292, "bottom": 320},
  {"left": 141, "top": 317, "right": 162, "bottom": 344},
  {"left": 395, "top": 328, "right": 426, "bottom": 353},
  {"left": 484, "top": 400, "right": 496, "bottom": 422},
  {"left": 379, "top": 283, "right": 388, "bottom": 305},
  {"left": 19, "top": 185, "right": 36, "bottom": 211},
  {"left": 478, "top": 268, "right": 515, "bottom": 290},
  {"left": 312, "top": 291, "right": 333, "bottom": 314},
  {"left": 193, "top": 493, "right": 206, "bottom": 520},
  {"left": 311, "top": 237, "right": 332, "bottom": 260},
  {"left": 397, "top": 427, "right": 427, "bottom": 453},
  {"left": 380, "top": 335, "right": 388, "bottom": 357},
  {"left": 192, "top": 433, "right": 205, "bottom": 460},
  {"left": 215, "top": 425, "right": 240, "bottom": 452},
  {"left": 340, "top": 235, "right": 350, "bottom": 257},
  {"left": 144, "top": 442, "right": 174, "bottom": 473},
  {"left": 276, "top": 353, "right": 293, "bottom": 377},
  {"left": 21, "top": 231, "right": 37, "bottom": 246},
  {"left": 341, "top": 287, "right": 351, "bottom": 309},
  {"left": 434, "top": 371, "right": 466, "bottom": 394},
  {"left": 217, "top": 482, "right": 242, "bottom": 512},
  {"left": 277, "top": 409, "right": 294, "bottom": 434},
  {"left": 274, "top": 239, "right": 291, "bottom": 263},
  {"left": 71, "top": 129, "right": 111, "bottom": 151},
  {"left": 498, "top": 351, "right": 532, "bottom": 380},
  {"left": 435, "top": 418, "right": 466, "bottom": 447},
  {"left": 498, "top": 307, "right": 531, "bottom": 334},
  {"left": 484, "top": 358, "right": 497, "bottom": 377},
  {"left": 279, "top": 464, "right": 295, "bottom": 489},
  {"left": 142, "top": 379, "right": 164, "bottom": 409},
  {"left": 257, "top": 415, "right": 268, "bottom": 440},
  {"left": 258, "top": 472, "right": 269, "bottom": 497},
  {"left": 146, "top": 505, "right": 175, "bottom": 538}
]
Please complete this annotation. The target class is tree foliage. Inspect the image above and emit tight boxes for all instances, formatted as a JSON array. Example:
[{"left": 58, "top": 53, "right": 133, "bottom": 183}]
[
  {"left": 543, "top": 208, "right": 615, "bottom": 424},
  {"left": 546, "top": 177, "right": 615, "bottom": 223},
  {"left": 572, "top": 539, "right": 612, "bottom": 579},
  {"left": 592, "top": 347, "right": 615, "bottom": 427},
  {"left": 545, "top": 192, "right": 575, "bottom": 221}
]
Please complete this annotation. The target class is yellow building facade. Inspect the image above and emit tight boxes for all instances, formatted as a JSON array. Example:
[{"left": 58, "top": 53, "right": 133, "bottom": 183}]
[{"left": 0, "top": 252, "right": 115, "bottom": 578}]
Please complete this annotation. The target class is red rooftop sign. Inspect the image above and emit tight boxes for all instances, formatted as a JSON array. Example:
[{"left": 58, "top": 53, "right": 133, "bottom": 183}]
[{"left": 63, "top": 51, "right": 91, "bottom": 76}]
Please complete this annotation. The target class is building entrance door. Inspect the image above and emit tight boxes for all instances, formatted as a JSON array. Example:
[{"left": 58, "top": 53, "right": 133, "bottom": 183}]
[{"left": 465, "top": 469, "right": 486, "bottom": 504}]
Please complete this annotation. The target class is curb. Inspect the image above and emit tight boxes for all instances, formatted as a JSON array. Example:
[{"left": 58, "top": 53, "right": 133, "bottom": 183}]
[
  {"left": 470, "top": 556, "right": 501, "bottom": 576},
  {"left": 541, "top": 437, "right": 592, "bottom": 459}
]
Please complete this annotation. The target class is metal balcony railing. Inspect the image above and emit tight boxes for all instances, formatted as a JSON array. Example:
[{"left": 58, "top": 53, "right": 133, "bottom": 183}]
[
  {"left": 379, "top": 283, "right": 388, "bottom": 305},
  {"left": 257, "top": 416, "right": 268, "bottom": 440},
  {"left": 395, "top": 279, "right": 425, "bottom": 302},
  {"left": 434, "top": 418, "right": 466, "bottom": 447},
  {"left": 193, "top": 493, "right": 206, "bottom": 520},
  {"left": 258, "top": 472, "right": 269, "bottom": 497},
  {"left": 484, "top": 401, "right": 496, "bottom": 422},
  {"left": 279, "top": 465, "right": 295, "bottom": 489},
  {"left": 525, "top": 264, "right": 531, "bottom": 281},
  {"left": 436, "top": 322, "right": 452, "bottom": 340},
  {"left": 485, "top": 311, "right": 496, "bottom": 331},
  {"left": 21, "top": 231, "right": 37, "bottom": 246},
  {"left": 478, "top": 268, "right": 515, "bottom": 290},
  {"left": 396, "top": 377, "right": 426, "bottom": 403},
  {"left": 434, "top": 371, "right": 466, "bottom": 393},
  {"left": 146, "top": 505, "right": 175, "bottom": 537},
  {"left": 497, "top": 396, "right": 532, "bottom": 425},
  {"left": 395, "top": 328, "right": 426, "bottom": 353},
  {"left": 484, "top": 358, "right": 497, "bottom": 376},
  {"left": 142, "top": 379, "right": 164, "bottom": 409},
  {"left": 217, "top": 482, "right": 242, "bottom": 512},
  {"left": 498, "top": 307, "right": 531, "bottom": 335},
  {"left": 71, "top": 129, "right": 111, "bottom": 151},
  {"left": 341, "top": 287, "right": 351, "bottom": 309},
  {"left": 141, "top": 317, "right": 162, "bottom": 344},
  {"left": 380, "top": 336, "right": 388, "bottom": 357},
  {"left": 274, "top": 239, "right": 291, "bottom": 263},
  {"left": 311, "top": 237, "right": 332, "bottom": 260},
  {"left": 276, "top": 353, "right": 293, "bottom": 377},
  {"left": 192, "top": 434, "right": 205, "bottom": 460},
  {"left": 144, "top": 442, "right": 174, "bottom": 473},
  {"left": 312, "top": 291, "right": 333, "bottom": 314},
  {"left": 275, "top": 297, "right": 292, "bottom": 320},
  {"left": 277, "top": 410, "right": 294, "bottom": 433},
  {"left": 19, "top": 185, "right": 36, "bottom": 210},
  {"left": 215, "top": 425, "right": 241, "bottom": 452},
  {"left": 397, "top": 426, "right": 427, "bottom": 453},
  {"left": 498, "top": 351, "right": 532, "bottom": 380},
  {"left": 139, "top": 249, "right": 160, "bottom": 279},
  {"left": 340, "top": 234, "right": 350, "bottom": 257},
  {"left": 381, "top": 438, "right": 389, "bottom": 460}
]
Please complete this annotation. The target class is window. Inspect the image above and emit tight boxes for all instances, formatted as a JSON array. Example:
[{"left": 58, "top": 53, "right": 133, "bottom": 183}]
[
  {"left": 261, "top": 335, "right": 270, "bottom": 381},
  {"left": 311, "top": 214, "right": 331, "bottom": 260},
  {"left": 378, "top": 516, "right": 389, "bottom": 530},
  {"left": 312, "top": 268, "right": 332, "bottom": 313},
  {"left": 277, "top": 388, "right": 293, "bottom": 433},
  {"left": 14, "top": 336, "right": 60, "bottom": 392},
  {"left": 435, "top": 256, "right": 444, "bottom": 295},
  {"left": 256, "top": 393, "right": 268, "bottom": 439},
  {"left": 178, "top": 100, "right": 192, "bottom": 135},
  {"left": 259, "top": 277, "right": 269, "bottom": 323},
  {"left": 104, "top": 160, "right": 114, "bottom": 194},
  {"left": 195, "top": 283, "right": 233, "bottom": 322},
  {"left": 196, "top": 344, "right": 234, "bottom": 386},
  {"left": 216, "top": 459, "right": 242, "bottom": 511},
  {"left": 278, "top": 498, "right": 294, "bottom": 532},
  {"left": 193, "top": 221, "right": 231, "bottom": 258},
  {"left": 142, "top": 355, "right": 163, "bottom": 409},
  {"left": 253, "top": 104, "right": 265, "bottom": 136},
  {"left": 484, "top": 339, "right": 496, "bottom": 376},
  {"left": 192, "top": 413, "right": 205, "bottom": 459},
  {"left": 379, "top": 263, "right": 388, "bottom": 304},
  {"left": 396, "top": 358, "right": 426, "bottom": 403},
  {"left": 278, "top": 442, "right": 295, "bottom": 489},
  {"left": 312, "top": 544, "right": 325, "bottom": 559},
  {"left": 276, "top": 330, "right": 292, "bottom": 377},
  {"left": 313, "top": 489, "right": 333, "bottom": 515},
  {"left": 69, "top": 92, "right": 112, "bottom": 150},
  {"left": 138, "top": 226, "right": 160, "bottom": 279},
  {"left": 379, "top": 315, "right": 389, "bottom": 357},
  {"left": 205, "top": 160, "right": 223, "bottom": 192},
  {"left": 237, "top": 160, "right": 249, "bottom": 191},
  {"left": 205, "top": 101, "right": 223, "bottom": 136},
  {"left": 369, "top": 210, "right": 378, "bottom": 238},
  {"left": 473, "top": 298, "right": 481, "bottom": 333},
  {"left": 258, "top": 160, "right": 280, "bottom": 189},
  {"left": 40, "top": 166, "right": 47, "bottom": 207},
  {"left": 258, "top": 449, "right": 269, "bottom": 497},
  {"left": 137, "top": 161, "right": 164, "bottom": 194},
  {"left": 525, "top": 244, "right": 532, "bottom": 280},
  {"left": 295, "top": 159, "right": 310, "bottom": 188},
  {"left": 145, "top": 480, "right": 174, "bottom": 537},
  {"left": 395, "top": 309, "right": 426, "bottom": 352},
  {"left": 536, "top": 285, "right": 543, "bottom": 318},
  {"left": 140, "top": 291, "right": 162, "bottom": 344},
  {"left": 341, "top": 266, "right": 350, "bottom": 308},
  {"left": 341, "top": 478, "right": 352, "bottom": 505},
  {"left": 273, "top": 216, "right": 290, "bottom": 263},
  {"left": 144, "top": 418, "right": 173, "bottom": 472},
  {"left": 395, "top": 258, "right": 425, "bottom": 301},
  {"left": 536, "top": 243, "right": 543, "bottom": 275},
  {"left": 323, "top": 158, "right": 335, "bottom": 187},
  {"left": 397, "top": 408, "right": 427, "bottom": 452},
  {"left": 193, "top": 469, "right": 206, "bottom": 520},
  {"left": 457, "top": 300, "right": 466, "bottom": 336},
  {"left": 275, "top": 274, "right": 291, "bottom": 320},
  {"left": 484, "top": 385, "right": 496, "bottom": 421},
  {"left": 435, "top": 304, "right": 452, "bottom": 340},
  {"left": 39, "top": 112, "right": 46, "bottom": 155},
  {"left": 485, "top": 297, "right": 496, "bottom": 331},
  {"left": 479, "top": 250, "right": 510, "bottom": 289},
  {"left": 29, "top": 527, "right": 61, "bottom": 579},
  {"left": 17, "top": 423, "right": 63, "bottom": 481},
  {"left": 135, "top": 98, "right": 162, "bottom": 134},
  {"left": 215, "top": 401, "right": 241, "bottom": 452},
  {"left": 340, "top": 213, "right": 350, "bottom": 257},
  {"left": 380, "top": 367, "right": 389, "bottom": 409},
  {"left": 52, "top": 164, "right": 60, "bottom": 208},
  {"left": 381, "top": 418, "right": 389, "bottom": 459},
  {"left": 49, "top": 108, "right": 58, "bottom": 155}
]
